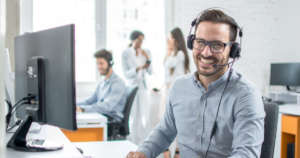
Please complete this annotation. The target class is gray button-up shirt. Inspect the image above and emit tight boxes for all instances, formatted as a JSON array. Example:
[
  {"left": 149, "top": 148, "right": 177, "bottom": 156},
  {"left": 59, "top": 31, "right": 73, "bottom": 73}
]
[
  {"left": 77, "top": 72, "right": 127, "bottom": 122},
  {"left": 137, "top": 68, "right": 265, "bottom": 158}
]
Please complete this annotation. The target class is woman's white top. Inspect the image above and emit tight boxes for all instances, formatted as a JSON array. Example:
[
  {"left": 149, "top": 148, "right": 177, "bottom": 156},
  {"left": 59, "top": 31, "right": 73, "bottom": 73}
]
[
  {"left": 122, "top": 47, "right": 152, "bottom": 90},
  {"left": 164, "top": 50, "right": 186, "bottom": 84}
]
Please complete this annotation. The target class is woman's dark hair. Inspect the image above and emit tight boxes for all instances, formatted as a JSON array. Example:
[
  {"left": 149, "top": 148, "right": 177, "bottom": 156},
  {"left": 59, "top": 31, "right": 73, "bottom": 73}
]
[
  {"left": 128, "top": 30, "right": 144, "bottom": 47},
  {"left": 168, "top": 27, "right": 190, "bottom": 75}
]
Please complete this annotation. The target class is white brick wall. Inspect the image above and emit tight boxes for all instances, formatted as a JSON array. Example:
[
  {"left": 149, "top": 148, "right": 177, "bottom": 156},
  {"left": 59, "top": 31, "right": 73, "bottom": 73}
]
[{"left": 170, "top": 0, "right": 280, "bottom": 96}]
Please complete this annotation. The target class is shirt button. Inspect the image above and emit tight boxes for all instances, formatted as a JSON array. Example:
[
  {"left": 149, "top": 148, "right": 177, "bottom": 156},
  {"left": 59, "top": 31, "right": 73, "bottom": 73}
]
[
  {"left": 202, "top": 95, "right": 205, "bottom": 98},
  {"left": 195, "top": 137, "right": 200, "bottom": 141},
  {"left": 198, "top": 156, "right": 201, "bottom": 158},
  {"left": 214, "top": 87, "right": 216, "bottom": 90},
  {"left": 198, "top": 116, "right": 202, "bottom": 120}
]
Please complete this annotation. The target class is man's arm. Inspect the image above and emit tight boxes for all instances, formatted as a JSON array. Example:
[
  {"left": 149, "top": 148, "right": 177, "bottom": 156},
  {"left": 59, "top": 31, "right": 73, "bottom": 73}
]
[
  {"left": 84, "top": 80, "right": 126, "bottom": 113},
  {"left": 229, "top": 88, "right": 265, "bottom": 158},
  {"left": 76, "top": 84, "right": 100, "bottom": 106},
  {"left": 136, "top": 83, "right": 177, "bottom": 158}
]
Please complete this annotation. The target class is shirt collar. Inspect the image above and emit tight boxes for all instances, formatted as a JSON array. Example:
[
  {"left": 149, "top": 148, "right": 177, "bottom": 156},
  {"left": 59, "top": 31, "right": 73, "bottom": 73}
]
[
  {"left": 193, "top": 68, "right": 232, "bottom": 90},
  {"left": 104, "top": 72, "right": 116, "bottom": 83}
]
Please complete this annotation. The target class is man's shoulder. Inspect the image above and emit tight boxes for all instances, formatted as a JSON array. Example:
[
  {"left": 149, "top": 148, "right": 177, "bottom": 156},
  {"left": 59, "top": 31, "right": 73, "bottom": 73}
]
[
  {"left": 231, "top": 69, "right": 260, "bottom": 93},
  {"left": 110, "top": 73, "right": 126, "bottom": 86},
  {"left": 172, "top": 73, "right": 194, "bottom": 87}
]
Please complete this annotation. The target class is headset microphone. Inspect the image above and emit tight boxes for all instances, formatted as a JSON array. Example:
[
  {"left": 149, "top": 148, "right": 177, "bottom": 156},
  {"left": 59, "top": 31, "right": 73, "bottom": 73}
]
[{"left": 212, "top": 60, "right": 236, "bottom": 67}]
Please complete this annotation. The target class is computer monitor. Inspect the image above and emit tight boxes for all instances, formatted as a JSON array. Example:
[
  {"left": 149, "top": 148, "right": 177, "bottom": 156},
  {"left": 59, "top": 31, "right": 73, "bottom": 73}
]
[
  {"left": 270, "top": 63, "right": 300, "bottom": 91},
  {"left": 7, "top": 24, "right": 77, "bottom": 151}
]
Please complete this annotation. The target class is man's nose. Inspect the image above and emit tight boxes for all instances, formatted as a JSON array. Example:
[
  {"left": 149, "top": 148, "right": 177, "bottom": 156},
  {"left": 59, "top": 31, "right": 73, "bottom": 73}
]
[{"left": 201, "top": 45, "right": 213, "bottom": 57}]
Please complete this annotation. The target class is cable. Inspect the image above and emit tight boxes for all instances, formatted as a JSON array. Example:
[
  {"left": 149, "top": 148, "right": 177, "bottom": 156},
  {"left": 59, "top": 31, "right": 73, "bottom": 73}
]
[
  {"left": 204, "top": 61, "right": 235, "bottom": 158},
  {"left": 6, "top": 101, "right": 30, "bottom": 131}
]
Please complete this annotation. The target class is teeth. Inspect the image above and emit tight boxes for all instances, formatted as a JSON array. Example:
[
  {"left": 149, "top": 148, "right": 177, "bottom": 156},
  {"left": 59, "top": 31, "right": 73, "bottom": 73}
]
[{"left": 201, "top": 58, "right": 214, "bottom": 64}]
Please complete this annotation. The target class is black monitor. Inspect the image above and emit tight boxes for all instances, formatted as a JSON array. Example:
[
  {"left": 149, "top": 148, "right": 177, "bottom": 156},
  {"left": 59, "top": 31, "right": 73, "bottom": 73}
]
[
  {"left": 7, "top": 24, "right": 77, "bottom": 151},
  {"left": 270, "top": 63, "right": 300, "bottom": 91}
]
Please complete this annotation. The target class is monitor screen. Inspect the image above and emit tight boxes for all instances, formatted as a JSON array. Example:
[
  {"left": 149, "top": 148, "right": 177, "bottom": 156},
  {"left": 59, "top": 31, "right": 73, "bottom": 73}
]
[
  {"left": 14, "top": 24, "right": 77, "bottom": 131},
  {"left": 270, "top": 63, "right": 300, "bottom": 86}
]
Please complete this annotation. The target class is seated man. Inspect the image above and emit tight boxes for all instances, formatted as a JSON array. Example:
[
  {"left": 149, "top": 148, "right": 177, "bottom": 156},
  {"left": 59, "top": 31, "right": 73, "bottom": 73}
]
[
  {"left": 76, "top": 49, "right": 127, "bottom": 135},
  {"left": 126, "top": 9, "right": 265, "bottom": 158}
]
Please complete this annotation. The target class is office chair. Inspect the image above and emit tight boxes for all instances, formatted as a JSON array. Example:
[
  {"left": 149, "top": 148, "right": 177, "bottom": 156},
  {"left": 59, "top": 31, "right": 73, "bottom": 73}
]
[
  {"left": 107, "top": 86, "right": 138, "bottom": 140},
  {"left": 260, "top": 102, "right": 279, "bottom": 158}
]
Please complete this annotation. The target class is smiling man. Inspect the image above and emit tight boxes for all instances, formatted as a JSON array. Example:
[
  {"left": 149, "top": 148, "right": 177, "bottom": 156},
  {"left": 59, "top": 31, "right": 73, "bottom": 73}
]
[
  {"left": 76, "top": 49, "right": 127, "bottom": 135},
  {"left": 126, "top": 9, "right": 265, "bottom": 158}
]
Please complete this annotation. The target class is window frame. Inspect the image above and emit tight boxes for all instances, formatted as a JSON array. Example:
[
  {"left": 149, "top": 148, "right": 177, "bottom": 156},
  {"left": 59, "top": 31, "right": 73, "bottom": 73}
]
[{"left": 20, "top": 0, "right": 107, "bottom": 99}]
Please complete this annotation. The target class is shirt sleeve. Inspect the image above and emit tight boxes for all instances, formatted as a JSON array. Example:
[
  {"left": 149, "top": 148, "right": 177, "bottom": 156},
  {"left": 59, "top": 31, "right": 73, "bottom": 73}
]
[
  {"left": 137, "top": 82, "right": 177, "bottom": 158},
  {"left": 228, "top": 88, "right": 265, "bottom": 158},
  {"left": 122, "top": 50, "right": 138, "bottom": 79},
  {"left": 83, "top": 80, "right": 126, "bottom": 113},
  {"left": 164, "top": 50, "right": 185, "bottom": 68},
  {"left": 144, "top": 49, "right": 153, "bottom": 75},
  {"left": 76, "top": 84, "right": 100, "bottom": 106}
]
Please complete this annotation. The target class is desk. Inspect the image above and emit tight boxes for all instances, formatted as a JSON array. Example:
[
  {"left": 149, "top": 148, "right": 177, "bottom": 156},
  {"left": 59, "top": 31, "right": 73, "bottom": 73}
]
[
  {"left": 72, "top": 140, "right": 138, "bottom": 157},
  {"left": 274, "top": 104, "right": 300, "bottom": 158},
  {"left": 61, "top": 113, "right": 107, "bottom": 142},
  {"left": 6, "top": 125, "right": 83, "bottom": 158}
]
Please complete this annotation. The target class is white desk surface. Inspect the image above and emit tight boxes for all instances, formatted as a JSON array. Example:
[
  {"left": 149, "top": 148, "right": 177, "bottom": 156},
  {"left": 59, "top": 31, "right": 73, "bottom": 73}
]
[
  {"left": 6, "top": 125, "right": 83, "bottom": 158},
  {"left": 76, "top": 112, "right": 107, "bottom": 124},
  {"left": 279, "top": 104, "right": 300, "bottom": 116},
  {"left": 72, "top": 140, "right": 138, "bottom": 158}
]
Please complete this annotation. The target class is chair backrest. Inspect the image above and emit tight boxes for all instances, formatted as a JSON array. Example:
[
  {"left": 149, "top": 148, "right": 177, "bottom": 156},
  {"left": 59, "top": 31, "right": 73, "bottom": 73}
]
[
  {"left": 260, "top": 102, "right": 279, "bottom": 158},
  {"left": 119, "top": 86, "right": 138, "bottom": 136}
]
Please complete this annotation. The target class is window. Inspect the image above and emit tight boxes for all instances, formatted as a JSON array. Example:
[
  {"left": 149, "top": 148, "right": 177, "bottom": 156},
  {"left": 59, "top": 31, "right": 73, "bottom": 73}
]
[
  {"left": 33, "top": 0, "right": 101, "bottom": 83},
  {"left": 21, "top": 0, "right": 166, "bottom": 96},
  {"left": 107, "top": 0, "right": 166, "bottom": 88}
]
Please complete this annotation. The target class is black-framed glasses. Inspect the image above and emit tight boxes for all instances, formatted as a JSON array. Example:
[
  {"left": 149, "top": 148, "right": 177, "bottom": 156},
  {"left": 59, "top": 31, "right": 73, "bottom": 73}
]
[{"left": 193, "top": 39, "right": 233, "bottom": 53}]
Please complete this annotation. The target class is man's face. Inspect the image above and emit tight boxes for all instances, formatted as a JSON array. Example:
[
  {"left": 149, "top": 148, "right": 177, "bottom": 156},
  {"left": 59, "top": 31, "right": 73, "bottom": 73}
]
[
  {"left": 96, "top": 58, "right": 109, "bottom": 75},
  {"left": 193, "top": 21, "right": 231, "bottom": 77}
]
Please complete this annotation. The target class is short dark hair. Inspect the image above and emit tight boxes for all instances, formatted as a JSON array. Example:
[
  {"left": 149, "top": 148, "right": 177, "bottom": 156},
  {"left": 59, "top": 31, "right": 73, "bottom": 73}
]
[
  {"left": 94, "top": 49, "right": 112, "bottom": 64},
  {"left": 195, "top": 9, "right": 238, "bottom": 42}
]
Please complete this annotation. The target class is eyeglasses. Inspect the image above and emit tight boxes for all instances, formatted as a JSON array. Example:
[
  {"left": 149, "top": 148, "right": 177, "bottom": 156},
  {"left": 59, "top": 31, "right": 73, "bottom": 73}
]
[
  {"left": 135, "top": 39, "right": 143, "bottom": 43},
  {"left": 193, "top": 39, "right": 233, "bottom": 53}
]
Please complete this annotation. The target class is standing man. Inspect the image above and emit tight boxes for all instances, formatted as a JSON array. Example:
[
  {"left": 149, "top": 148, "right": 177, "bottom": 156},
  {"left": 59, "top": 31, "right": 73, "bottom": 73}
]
[
  {"left": 77, "top": 49, "right": 127, "bottom": 135},
  {"left": 126, "top": 9, "right": 265, "bottom": 158}
]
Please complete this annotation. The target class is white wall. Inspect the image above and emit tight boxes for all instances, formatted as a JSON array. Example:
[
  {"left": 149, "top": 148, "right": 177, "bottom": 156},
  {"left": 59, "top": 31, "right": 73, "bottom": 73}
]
[
  {"left": 276, "top": 0, "right": 300, "bottom": 63},
  {"left": 171, "top": 0, "right": 278, "bottom": 96},
  {"left": 0, "top": 0, "right": 6, "bottom": 157}
]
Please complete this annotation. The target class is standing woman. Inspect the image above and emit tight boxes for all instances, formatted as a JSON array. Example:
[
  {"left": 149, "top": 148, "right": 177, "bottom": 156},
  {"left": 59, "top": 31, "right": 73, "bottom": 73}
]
[
  {"left": 122, "top": 30, "right": 152, "bottom": 145},
  {"left": 159, "top": 27, "right": 190, "bottom": 158}
]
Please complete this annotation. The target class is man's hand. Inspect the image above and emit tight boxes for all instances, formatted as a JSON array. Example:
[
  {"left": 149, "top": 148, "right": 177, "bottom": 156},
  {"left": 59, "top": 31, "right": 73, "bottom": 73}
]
[
  {"left": 126, "top": 151, "right": 147, "bottom": 158},
  {"left": 76, "top": 106, "right": 82, "bottom": 112}
]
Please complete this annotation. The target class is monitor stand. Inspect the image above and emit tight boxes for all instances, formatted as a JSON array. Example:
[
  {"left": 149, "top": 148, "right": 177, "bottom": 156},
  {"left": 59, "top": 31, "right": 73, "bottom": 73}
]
[
  {"left": 286, "top": 86, "right": 300, "bottom": 93},
  {"left": 7, "top": 114, "right": 63, "bottom": 151}
]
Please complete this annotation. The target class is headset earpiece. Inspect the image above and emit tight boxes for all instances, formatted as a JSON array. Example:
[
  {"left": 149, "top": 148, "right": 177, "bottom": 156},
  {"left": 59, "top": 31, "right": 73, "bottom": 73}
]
[
  {"left": 229, "top": 43, "right": 241, "bottom": 59},
  {"left": 109, "top": 60, "right": 114, "bottom": 67},
  {"left": 187, "top": 34, "right": 195, "bottom": 50}
]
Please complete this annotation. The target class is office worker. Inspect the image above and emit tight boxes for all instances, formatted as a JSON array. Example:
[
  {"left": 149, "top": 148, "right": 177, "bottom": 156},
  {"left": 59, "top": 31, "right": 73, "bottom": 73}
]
[
  {"left": 122, "top": 30, "right": 153, "bottom": 145},
  {"left": 76, "top": 49, "right": 127, "bottom": 136},
  {"left": 126, "top": 9, "right": 265, "bottom": 158},
  {"left": 159, "top": 27, "right": 190, "bottom": 158}
]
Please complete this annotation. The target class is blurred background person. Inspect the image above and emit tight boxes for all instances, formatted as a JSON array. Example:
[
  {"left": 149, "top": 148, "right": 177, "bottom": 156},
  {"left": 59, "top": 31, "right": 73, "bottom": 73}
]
[
  {"left": 122, "top": 30, "right": 153, "bottom": 145},
  {"left": 159, "top": 27, "right": 190, "bottom": 158}
]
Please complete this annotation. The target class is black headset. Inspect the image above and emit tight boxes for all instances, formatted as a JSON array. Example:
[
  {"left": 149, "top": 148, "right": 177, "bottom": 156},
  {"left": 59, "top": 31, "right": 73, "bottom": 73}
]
[
  {"left": 186, "top": 8, "right": 243, "bottom": 59},
  {"left": 106, "top": 51, "right": 114, "bottom": 67}
]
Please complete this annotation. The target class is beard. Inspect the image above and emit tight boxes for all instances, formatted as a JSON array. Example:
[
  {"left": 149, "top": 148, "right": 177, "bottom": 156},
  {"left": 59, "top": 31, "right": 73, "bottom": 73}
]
[
  {"left": 194, "top": 54, "right": 228, "bottom": 77},
  {"left": 99, "top": 68, "right": 109, "bottom": 76}
]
